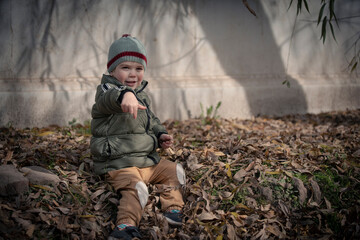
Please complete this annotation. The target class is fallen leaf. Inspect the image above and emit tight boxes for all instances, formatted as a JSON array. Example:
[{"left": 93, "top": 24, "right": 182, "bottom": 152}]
[
  {"left": 198, "top": 211, "right": 219, "bottom": 221},
  {"left": 226, "top": 223, "right": 236, "bottom": 240},
  {"left": 310, "top": 178, "right": 322, "bottom": 204},
  {"left": 37, "top": 131, "right": 55, "bottom": 136},
  {"left": 233, "top": 169, "right": 247, "bottom": 182},
  {"left": 292, "top": 177, "right": 307, "bottom": 204}
]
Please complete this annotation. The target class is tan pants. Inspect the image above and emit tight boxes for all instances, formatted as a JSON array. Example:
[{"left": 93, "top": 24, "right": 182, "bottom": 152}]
[{"left": 107, "top": 159, "right": 185, "bottom": 226}]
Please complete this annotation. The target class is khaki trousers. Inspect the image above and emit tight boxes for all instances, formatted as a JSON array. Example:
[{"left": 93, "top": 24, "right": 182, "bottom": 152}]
[{"left": 107, "top": 159, "right": 185, "bottom": 226}]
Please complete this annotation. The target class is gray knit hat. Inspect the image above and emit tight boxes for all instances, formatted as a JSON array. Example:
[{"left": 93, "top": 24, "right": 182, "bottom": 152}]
[{"left": 107, "top": 34, "right": 147, "bottom": 73}]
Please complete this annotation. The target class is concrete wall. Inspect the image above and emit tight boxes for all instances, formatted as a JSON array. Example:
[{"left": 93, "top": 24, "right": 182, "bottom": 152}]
[{"left": 0, "top": 0, "right": 359, "bottom": 128}]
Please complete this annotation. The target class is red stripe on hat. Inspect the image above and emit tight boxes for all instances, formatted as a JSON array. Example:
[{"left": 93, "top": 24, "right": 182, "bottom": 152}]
[{"left": 107, "top": 51, "right": 147, "bottom": 69}]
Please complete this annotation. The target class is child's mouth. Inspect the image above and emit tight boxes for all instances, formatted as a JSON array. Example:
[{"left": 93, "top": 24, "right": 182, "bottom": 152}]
[{"left": 125, "top": 81, "right": 136, "bottom": 87}]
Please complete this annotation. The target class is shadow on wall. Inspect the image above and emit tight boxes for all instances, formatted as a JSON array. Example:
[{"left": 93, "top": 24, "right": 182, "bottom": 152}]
[
  {"left": 144, "top": 0, "right": 308, "bottom": 119},
  {"left": 187, "top": 0, "right": 308, "bottom": 117},
  {"left": 11, "top": 0, "right": 102, "bottom": 80},
  {"left": 0, "top": 0, "right": 101, "bottom": 127}
]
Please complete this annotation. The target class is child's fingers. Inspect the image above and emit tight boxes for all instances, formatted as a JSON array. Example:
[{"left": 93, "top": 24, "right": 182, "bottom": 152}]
[
  {"left": 133, "top": 104, "right": 146, "bottom": 119},
  {"left": 160, "top": 139, "right": 173, "bottom": 149},
  {"left": 122, "top": 104, "right": 146, "bottom": 119},
  {"left": 122, "top": 105, "right": 130, "bottom": 114},
  {"left": 138, "top": 104, "right": 147, "bottom": 110},
  {"left": 132, "top": 107, "right": 137, "bottom": 119}
]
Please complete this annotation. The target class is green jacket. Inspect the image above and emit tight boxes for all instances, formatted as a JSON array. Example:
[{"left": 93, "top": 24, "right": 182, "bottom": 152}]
[{"left": 90, "top": 74, "right": 167, "bottom": 175}]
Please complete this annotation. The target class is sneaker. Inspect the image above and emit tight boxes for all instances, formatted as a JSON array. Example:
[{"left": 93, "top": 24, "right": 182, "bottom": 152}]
[
  {"left": 164, "top": 209, "right": 183, "bottom": 227},
  {"left": 108, "top": 223, "right": 142, "bottom": 240}
]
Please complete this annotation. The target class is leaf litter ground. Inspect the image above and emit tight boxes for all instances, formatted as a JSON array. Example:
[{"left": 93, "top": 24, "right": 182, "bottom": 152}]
[{"left": 0, "top": 109, "right": 359, "bottom": 239}]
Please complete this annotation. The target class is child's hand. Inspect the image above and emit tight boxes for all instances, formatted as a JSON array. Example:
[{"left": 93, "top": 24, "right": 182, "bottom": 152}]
[
  {"left": 159, "top": 134, "right": 173, "bottom": 149},
  {"left": 121, "top": 92, "right": 147, "bottom": 119}
]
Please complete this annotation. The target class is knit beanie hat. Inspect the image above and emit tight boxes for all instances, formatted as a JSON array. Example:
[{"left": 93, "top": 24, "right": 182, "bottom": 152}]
[{"left": 107, "top": 34, "right": 147, "bottom": 73}]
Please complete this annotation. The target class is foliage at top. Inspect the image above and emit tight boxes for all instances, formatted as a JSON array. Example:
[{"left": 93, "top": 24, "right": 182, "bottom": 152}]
[{"left": 288, "top": 0, "right": 359, "bottom": 73}]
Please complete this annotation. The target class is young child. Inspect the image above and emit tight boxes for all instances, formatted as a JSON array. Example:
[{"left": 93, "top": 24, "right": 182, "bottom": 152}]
[
  {"left": 90, "top": 34, "right": 185, "bottom": 239},
  {"left": 90, "top": 34, "right": 186, "bottom": 240}
]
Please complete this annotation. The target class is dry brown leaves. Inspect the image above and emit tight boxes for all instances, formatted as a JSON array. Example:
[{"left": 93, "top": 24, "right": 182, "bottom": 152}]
[{"left": 0, "top": 109, "right": 359, "bottom": 239}]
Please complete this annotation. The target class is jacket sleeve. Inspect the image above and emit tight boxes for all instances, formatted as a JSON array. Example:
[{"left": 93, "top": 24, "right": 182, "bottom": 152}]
[{"left": 93, "top": 83, "right": 135, "bottom": 115}]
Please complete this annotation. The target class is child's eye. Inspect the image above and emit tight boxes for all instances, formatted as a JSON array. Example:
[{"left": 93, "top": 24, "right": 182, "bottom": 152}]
[
  {"left": 122, "top": 67, "right": 129, "bottom": 70},
  {"left": 136, "top": 68, "right": 143, "bottom": 71}
]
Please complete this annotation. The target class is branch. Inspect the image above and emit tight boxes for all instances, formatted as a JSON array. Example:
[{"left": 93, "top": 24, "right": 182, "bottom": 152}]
[{"left": 242, "top": 0, "right": 257, "bottom": 17}]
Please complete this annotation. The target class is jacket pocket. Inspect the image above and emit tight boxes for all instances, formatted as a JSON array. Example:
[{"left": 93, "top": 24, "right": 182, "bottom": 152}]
[
  {"left": 90, "top": 137, "right": 111, "bottom": 159},
  {"left": 107, "top": 134, "right": 154, "bottom": 158}
]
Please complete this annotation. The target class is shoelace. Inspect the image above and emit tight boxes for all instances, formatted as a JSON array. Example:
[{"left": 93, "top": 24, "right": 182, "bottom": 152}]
[
  {"left": 117, "top": 223, "right": 134, "bottom": 230},
  {"left": 168, "top": 209, "right": 181, "bottom": 214}
]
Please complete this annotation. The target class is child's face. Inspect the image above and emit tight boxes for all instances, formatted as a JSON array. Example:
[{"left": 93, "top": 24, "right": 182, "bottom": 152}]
[{"left": 111, "top": 61, "right": 145, "bottom": 89}]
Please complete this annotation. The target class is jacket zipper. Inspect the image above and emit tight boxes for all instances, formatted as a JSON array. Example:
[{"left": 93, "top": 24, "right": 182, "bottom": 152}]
[{"left": 136, "top": 95, "right": 157, "bottom": 153}]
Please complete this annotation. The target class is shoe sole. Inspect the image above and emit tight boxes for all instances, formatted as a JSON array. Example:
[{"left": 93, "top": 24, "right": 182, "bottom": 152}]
[
  {"left": 108, "top": 236, "right": 141, "bottom": 240},
  {"left": 165, "top": 216, "right": 182, "bottom": 226}
]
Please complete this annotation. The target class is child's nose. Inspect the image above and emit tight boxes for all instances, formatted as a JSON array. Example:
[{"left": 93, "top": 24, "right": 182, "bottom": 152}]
[{"left": 129, "top": 69, "right": 136, "bottom": 76}]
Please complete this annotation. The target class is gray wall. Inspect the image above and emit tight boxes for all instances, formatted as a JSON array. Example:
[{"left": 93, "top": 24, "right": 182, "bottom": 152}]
[{"left": 0, "top": 0, "right": 359, "bottom": 127}]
